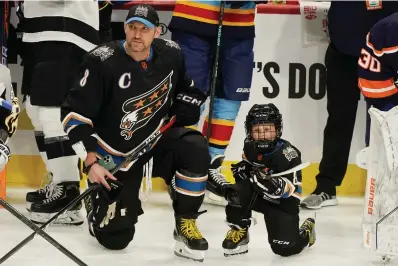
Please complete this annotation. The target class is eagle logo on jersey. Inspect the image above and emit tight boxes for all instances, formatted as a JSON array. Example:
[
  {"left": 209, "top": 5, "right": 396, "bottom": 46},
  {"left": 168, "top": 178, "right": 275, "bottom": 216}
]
[
  {"left": 283, "top": 146, "right": 298, "bottom": 162},
  {"left": 119, "top": 71, "right": 173, "bottom": 140}
]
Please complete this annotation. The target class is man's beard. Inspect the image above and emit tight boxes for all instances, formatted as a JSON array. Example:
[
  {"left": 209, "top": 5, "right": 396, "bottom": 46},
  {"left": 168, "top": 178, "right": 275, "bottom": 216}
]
[{"left": 127, "top": 39, "right": 146, "bottom": 52}]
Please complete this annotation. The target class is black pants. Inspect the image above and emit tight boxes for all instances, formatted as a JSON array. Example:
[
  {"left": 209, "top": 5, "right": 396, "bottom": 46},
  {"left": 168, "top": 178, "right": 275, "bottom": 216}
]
[
  {"left": 316, "top": 44, "right": 360, "bottom": 192},
  {"left": 90, "top": 127, "right": 210, "bottom": 250},
  {"left": 226, "top": 181, "right": 307, "bottom": 257},
  {"left": 21, "top": 41, "right": 85, "bottom": 106}
]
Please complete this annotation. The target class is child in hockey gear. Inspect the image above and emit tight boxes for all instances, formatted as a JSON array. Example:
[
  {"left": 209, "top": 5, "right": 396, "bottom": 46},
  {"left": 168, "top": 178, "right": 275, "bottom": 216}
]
[
  {"left": 209, "top": 104, "right": 316, "bottom": 257},
  {"left": 61, "top": 4, "right": 209, "bottom": 262}
]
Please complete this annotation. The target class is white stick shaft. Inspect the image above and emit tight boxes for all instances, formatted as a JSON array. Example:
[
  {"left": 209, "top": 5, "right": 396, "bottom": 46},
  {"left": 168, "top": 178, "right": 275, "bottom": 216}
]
[{"left": 269, "top": 162, "right": 310, "bottom": 177}]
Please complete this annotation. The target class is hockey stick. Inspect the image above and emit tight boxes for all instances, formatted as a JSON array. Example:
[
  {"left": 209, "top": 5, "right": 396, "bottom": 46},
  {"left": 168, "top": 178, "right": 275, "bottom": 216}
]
[
  {"left": 206, "top": 1, "right": 225, "bottom": 142},
  {"left": 0, "top": 199, "right": 87, "bottom": 265},
  {"left": 0, "top": 116, "right": 176, "bottom": 264},
  {"left": 268, "top": 162, "right": 310, "bottom": 177},
  {"left": 254, "top": 161, "right": 310, "bottom": 180}
]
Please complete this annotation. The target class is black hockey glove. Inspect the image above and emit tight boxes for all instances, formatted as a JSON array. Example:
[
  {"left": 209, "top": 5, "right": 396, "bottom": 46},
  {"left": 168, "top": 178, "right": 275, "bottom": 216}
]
[
  {"left": 231, "top": 160, "right": 253, "bottom": 182},
  {"left": 250, "top": 169, "right": 294, "bottom": 202},
  {"left": 170, "top": 86, "right": 206, "bottom": 127}
]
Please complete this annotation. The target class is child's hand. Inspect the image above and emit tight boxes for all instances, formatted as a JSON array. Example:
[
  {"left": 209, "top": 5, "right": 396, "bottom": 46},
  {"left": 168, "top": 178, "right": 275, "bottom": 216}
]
[{"left": 231, "top": 160, "right": 253, "bottom": 181}]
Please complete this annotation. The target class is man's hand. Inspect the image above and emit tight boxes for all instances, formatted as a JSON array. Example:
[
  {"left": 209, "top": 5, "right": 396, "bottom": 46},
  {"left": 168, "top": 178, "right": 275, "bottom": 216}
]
[
  {"left": 85, "top": 153, "right": 116, "bottom": 191},
  {"left": 87, "top": 163, "right": 117, "bottom": 191}
]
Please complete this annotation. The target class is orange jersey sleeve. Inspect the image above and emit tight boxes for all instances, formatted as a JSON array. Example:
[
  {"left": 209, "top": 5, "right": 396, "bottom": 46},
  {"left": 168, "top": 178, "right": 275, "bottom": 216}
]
[{"left": 358, "top": 13, "right": 398, "bottom": 99}]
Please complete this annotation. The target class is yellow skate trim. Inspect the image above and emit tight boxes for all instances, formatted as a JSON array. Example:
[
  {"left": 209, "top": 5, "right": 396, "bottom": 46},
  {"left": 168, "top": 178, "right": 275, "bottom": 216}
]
[
  {"left": 300, "top": 220, "right": 315, "bottom": 246},
  {"left": 225, "top": 228, "right": 247, "bottom": 244},
  {"left": 180, "top": 218, "right": 203, "bottom": 240}
]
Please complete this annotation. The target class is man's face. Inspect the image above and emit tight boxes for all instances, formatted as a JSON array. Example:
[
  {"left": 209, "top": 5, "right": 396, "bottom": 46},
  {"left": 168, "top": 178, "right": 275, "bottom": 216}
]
[{"left": 124, "top": 21, "right": 160, "bottom": 52}]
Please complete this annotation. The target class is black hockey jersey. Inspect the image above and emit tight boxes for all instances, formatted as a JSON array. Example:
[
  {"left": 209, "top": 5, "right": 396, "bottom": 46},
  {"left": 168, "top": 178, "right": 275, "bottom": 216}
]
[
  {"left": 358, "top": 12, "right": 398, "bottom": 99},
  {"left": 243, "top": 139, "right": 303, "bottom": 201},
  {"left": 61, "top": 38, "right": 193, "bottom": 170},
  {"left": 22, "top": 1, "right": 99, "bottom": 52}
]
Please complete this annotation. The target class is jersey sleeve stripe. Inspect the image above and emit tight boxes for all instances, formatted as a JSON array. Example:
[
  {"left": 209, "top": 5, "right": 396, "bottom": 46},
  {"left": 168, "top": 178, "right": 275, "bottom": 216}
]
[
  {"left": 62, "top": 112, "right": 94, "bottom": 132},
  {"left": 358, "top": 77, "right": 397, "bottom": 98},
  {"left": 366, "top": 33, "right": 398, "bottom": 57}
]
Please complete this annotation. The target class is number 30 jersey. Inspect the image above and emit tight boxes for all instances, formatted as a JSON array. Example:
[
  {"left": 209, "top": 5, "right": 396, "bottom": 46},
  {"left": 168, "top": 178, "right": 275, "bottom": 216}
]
[{"left": 358, "top": 12, "right": 398, "bottom": 99}]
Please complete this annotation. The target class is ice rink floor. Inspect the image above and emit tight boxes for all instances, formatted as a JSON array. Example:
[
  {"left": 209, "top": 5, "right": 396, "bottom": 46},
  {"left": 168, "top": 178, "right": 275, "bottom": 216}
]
[{"left": 0, "top": 190, "right": 392, "bottom": 266}]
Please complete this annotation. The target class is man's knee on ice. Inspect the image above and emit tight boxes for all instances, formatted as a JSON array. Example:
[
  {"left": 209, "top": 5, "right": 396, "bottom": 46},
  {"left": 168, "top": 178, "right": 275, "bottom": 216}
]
[
  {"left": 270, "top": 241, "right": 304, "bottom": 257},
  {"left": 94, "top": 226, "right": 135, "bottom": 250},
  {"left": 91, "top": 191, "right": 140, "bottom": 250}
]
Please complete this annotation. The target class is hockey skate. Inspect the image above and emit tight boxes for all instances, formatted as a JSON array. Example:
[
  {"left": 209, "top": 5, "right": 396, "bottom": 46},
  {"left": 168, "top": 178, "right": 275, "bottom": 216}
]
[
  {"left": 25, "top": 173, "right": 53, "bottom": 211},
  {"left": 173, "top": 213, "right": 208, "bottom": 262},
  {"left": 29, "top": 181, "right": 84, "bottom": 226},
  {"left": 205, "top": 155, "right": 229, "bottom": 206},
  {"left": 222, "top": 223, "right": 250, "bottom": 257},
  {"left": 299, "top": 217, "right": 316, "bottom": 247}
]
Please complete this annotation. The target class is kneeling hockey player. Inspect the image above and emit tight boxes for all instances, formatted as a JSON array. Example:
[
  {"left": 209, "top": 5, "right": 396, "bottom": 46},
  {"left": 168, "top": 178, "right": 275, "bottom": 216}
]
[
  {"left": 208, "top": 104, "right": 316, "bottom": 257},
  {"left": 61, "top": 4, "right": 210, "bottom": 262}
]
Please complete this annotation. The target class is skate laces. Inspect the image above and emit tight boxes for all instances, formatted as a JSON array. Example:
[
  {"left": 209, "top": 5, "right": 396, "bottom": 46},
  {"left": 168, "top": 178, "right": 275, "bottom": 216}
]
[
  {"left": 180, "top": 218, "right": 203, "bottom": 240},
  {"left": 38, "top": 173, "right": 54, "bottom": 194},
  {"left": 300, "top": 218, "right": 315, "bottom": 235},
  {"left": 226, "top": 226, "right": 247, "bottom": 243},
  {"left": 209, "top": 166, "right": 229, "bottom": 185},
  {"left": 43, "top": 183, "right": 63, "bottom": 203}
]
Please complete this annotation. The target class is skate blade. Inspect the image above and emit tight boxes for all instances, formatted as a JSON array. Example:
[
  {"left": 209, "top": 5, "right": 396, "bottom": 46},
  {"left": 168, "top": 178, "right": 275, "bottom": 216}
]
[
  {"left": 204, "top": 193, "right": 227, "bottom": 207},
  {"left": 174, "top": 241, "right": 205, "bottom": 262},
  {"left": 26, "top": 202, "right": 32, "bottom": 212},
  {"left": 223, "top": 244, "right": 248, "bottom": 257},
  {"left": 29, "top": 210, "right": 84, "bottom": 226}
]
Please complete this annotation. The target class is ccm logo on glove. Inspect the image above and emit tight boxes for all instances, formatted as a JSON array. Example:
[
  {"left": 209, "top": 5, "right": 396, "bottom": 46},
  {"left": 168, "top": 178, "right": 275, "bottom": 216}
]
[{"left": 176, "top": 93, "right": 203, "bottom": 106}]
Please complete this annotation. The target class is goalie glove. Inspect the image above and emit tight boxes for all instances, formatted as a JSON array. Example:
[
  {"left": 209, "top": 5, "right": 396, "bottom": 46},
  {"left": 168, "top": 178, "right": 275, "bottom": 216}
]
[{"left": 250, "top": 169, "right": 295, "bottom": 202}]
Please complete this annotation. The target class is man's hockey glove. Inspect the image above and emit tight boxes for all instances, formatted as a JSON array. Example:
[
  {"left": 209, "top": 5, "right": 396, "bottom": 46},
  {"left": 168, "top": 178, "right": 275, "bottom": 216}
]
[{"left": 170, "top": 86, "right": 206, "bottom": 127}]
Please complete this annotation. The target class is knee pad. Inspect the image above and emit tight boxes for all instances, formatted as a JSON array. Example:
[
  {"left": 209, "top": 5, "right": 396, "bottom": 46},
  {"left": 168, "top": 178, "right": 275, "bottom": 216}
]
[
  {"left": 177, "top": 132, "right": 210, "bottom": 175},
  {"left": 38, "top": 106, "right": 67, "bottom": 140},
  {"left": 94, "top": 227, "right": 135, "bottom": 250},
  {"left": 25, "top": 96, "right": 42, "bottom": 131}
]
